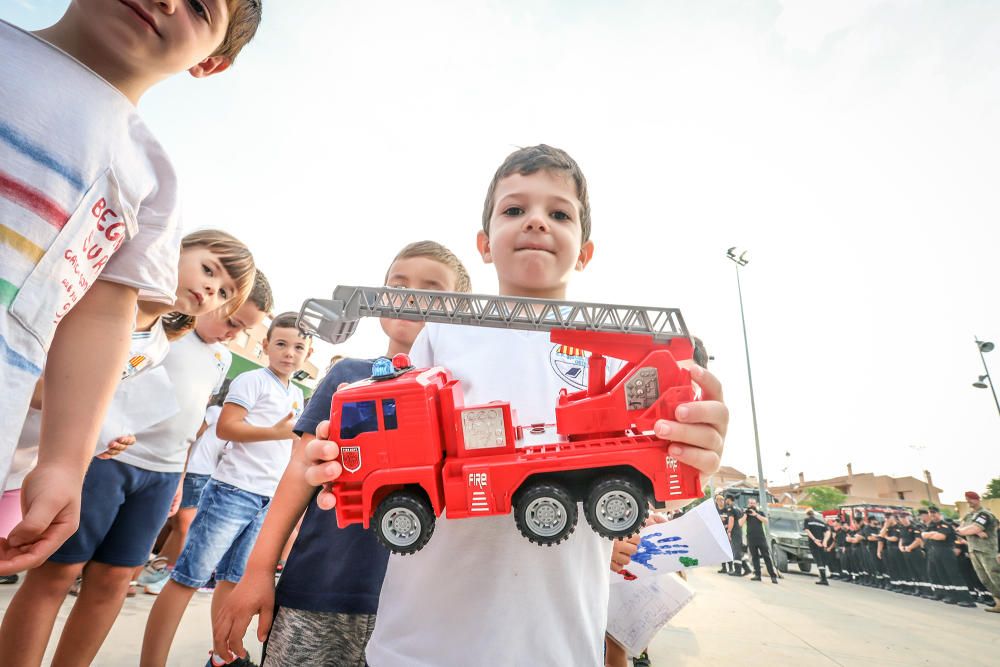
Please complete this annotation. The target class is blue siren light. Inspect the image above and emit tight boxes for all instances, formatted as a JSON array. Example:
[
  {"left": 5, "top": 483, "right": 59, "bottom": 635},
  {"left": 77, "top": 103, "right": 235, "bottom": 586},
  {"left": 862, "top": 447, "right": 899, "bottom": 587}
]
[{"left": 372, "top": 357, "right": 395, "bottom": 379}]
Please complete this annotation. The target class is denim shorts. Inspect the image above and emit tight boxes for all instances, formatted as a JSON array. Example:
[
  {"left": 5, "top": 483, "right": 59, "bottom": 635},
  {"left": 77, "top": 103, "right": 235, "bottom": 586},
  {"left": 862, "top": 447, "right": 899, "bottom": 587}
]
[
  {"left": 171, "top": 478, "right": 270, "bottom": 588},
  {"left": 180, "top": 473, "right": 211, "bottom": 509},
  {"left": 49, "top": 458, "right": 180, "bottom": 567}
]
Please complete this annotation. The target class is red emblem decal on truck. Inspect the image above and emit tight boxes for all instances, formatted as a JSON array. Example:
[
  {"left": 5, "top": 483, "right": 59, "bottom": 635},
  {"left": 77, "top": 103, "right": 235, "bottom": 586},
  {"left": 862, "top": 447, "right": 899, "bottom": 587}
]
[{"left": 341, "top": 446, "right": 362, "bottom": 473}]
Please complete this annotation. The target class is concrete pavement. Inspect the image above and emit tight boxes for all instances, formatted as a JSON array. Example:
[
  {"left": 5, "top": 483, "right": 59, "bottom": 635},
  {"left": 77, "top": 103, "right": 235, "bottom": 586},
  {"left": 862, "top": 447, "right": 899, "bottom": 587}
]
[{"left": 0, "top": 567, "right": 996, "bottom": 665}]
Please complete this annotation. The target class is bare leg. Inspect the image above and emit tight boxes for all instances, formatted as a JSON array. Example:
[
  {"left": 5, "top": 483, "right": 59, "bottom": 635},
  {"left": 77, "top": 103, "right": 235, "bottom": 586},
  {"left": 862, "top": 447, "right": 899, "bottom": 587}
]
[
  {"left": 50, "top": 561, "right": 134, "bottom": 666},
  {"left": 605, "top": 634, "right": 628, "bottom": 667},
  {"left": 159, "top": 509, "right": 196, "bottom": 566},
  {"left": 140, "top": 579, "right": 197, "bottom": 667},
  {"left": 0, "top": 561, "right": 84, "bottom": 667}
]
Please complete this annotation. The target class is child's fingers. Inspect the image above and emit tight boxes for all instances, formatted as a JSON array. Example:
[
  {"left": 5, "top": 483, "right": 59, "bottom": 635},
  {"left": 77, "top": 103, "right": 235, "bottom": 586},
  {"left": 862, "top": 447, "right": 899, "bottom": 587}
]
[
  {"left": 314, "top": 420, "right": 331, "bottom": 440},
  {"left": 654, "top": 421, "right": 723, "bottom": 457},
  {"left": 304, "top": 460, "right": 342, "bottom": 488},
  {"left": 690, "top": 365, "right": 724, "bottom": 402},
  {"left": 211, "top": 610, "right": 236, "bottom": 660},
  {"left": 674, "top": 401, "right": 728, "bottom": 439},
  {"left": 257, "top": 603, "right": 274, "bottom": 642},
  {"left": 315, "top": 486, "right": 338, "bottom": 511},
  {"left": 303, "top": 438, "right": 339, "bottom": 465},
  {"left": 665, "top": 442, "right": 721, "bottom": 476}
]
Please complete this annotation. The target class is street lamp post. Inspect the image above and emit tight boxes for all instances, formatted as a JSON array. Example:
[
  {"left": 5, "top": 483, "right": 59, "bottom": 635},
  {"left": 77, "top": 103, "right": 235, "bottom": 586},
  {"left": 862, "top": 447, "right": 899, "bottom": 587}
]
[
  {"left": 972, "top": 338, "right": 1000, "bottom": 418},
  {"left": 726, "top": 247, "right": 768, "bottom": 514}
]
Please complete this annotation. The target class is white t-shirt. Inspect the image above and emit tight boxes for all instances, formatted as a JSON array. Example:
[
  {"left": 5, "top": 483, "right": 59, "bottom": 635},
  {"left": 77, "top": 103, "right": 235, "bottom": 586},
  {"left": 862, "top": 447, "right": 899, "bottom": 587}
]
[
  {"left": 114, "top": 333, "right": 231, "bottom": 473},
  {"left": 213, "top": 368, "right": 304, "bottom": 497},
  {"left": 0, "top": 19, "right": 181, "bottom": 482},
  {"left": 187, "top": 405, "right": 229, "bottom": 476},
  {"left": 367, "top": 324, "right": 620, "bottom": 667}
]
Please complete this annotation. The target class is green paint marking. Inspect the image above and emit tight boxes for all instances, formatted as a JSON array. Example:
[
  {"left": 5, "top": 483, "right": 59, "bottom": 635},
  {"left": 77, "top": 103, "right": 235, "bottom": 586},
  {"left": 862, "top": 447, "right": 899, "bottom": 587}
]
[
  {"left": 679, "top": 556, "right": 699, "bottom": 568},
  {"left": 0, "top": 279, "right": 18, "bottom": 308}
]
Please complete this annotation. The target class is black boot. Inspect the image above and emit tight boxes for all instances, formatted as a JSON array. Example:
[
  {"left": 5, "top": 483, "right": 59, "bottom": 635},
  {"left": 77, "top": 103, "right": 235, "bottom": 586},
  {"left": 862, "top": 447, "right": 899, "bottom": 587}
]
[
  {"left": 771, "top": 575, "right": 778, "bottom": 584},
  {"left": 718, "top": 564, "right": 728, "bottom": 574},
  {"left": 741, "top": 561, "right": 751, "bottom": 577},
  {"left": 750, "top": 574, "right": 762, "bottom": 581},
  {"left": 816, "top": 568, "right": 829, "bottom": 586}
]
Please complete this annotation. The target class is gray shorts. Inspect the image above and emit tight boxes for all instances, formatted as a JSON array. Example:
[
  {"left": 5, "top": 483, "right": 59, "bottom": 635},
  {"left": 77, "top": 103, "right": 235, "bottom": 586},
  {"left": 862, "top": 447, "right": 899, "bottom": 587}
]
[{"left": 263, "top": 607, "right": 376, "bottom": 667}]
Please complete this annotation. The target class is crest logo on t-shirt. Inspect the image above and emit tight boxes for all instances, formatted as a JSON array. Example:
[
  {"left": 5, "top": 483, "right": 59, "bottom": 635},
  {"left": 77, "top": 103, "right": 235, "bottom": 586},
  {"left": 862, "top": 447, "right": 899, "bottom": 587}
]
[
  {"left": 341, "top": 446, "right": 362, "bottom": 473},
  {"left": 549, "top": 344, "right": 589, "bottom": 390}
]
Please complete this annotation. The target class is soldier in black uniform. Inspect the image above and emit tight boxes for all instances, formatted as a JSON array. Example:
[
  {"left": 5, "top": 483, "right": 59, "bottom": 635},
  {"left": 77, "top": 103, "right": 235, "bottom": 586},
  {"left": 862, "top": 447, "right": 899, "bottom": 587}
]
[
  {"left": 715, "top": 494, "right": 733, "bottom": 574},
  {"left": 879, "top": 514, "right": 905, "bottom": 593},
  {"left": 725, "top": 495, "right": 750, "bottom": 576},
  {"left": 897, "top": 513, "right": 930, "bottom": 597},
  {"left": 804, "top": 510, "right": 832, "bottom": 585},
  {"left": 845, "top": 515, "right": 866, "bottom": 584},
  {"left": 740, "top": 497, "right": 777, "bottom": 583},
  {"left": 828, "top": 518, "right": 847, "bottom": 580},
  {"left": 921, "top": 506, "right": 976, "bottom": 607}
]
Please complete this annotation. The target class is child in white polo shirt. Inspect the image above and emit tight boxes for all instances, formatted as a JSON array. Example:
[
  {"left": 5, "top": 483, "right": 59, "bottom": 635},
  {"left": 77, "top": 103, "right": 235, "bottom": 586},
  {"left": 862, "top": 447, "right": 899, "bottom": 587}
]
[{"left": 142, "top": 313, "right": 312, "bottom": 667}]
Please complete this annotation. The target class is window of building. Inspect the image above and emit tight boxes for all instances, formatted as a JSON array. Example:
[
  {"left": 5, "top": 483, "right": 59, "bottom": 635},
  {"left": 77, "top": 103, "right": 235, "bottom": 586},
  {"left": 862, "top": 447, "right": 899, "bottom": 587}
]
[
  {"left": 340, "top": 400, "right": 379, "bottom": 439},
  {"left": 382, "top": 399, "right": 398, "bottom": 430}
]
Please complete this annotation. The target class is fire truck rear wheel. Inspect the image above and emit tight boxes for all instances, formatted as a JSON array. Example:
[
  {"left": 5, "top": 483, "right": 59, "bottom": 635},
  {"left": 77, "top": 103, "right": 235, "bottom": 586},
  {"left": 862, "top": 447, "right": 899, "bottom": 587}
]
[
  {"left": 373, "top": 490, "right": 436, "bottom": 555},
  {"left": 584, "top": 476, "right": 649, "bottom": 539},
  {"left": 513, "top": 482, "right": 577, "bottom": 546}
]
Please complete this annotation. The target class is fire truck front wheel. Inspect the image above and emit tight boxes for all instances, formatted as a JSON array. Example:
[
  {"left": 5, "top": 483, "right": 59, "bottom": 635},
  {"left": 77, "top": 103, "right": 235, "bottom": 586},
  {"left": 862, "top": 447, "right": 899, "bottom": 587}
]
[
  {"left": 584, "top": 476, "right": 649, "bottom": 540},
  {"left": 513, "top": 482, "right": 578, "bottom": 546},
  {"left": 373, "top": 491, "right": 436, "bottom": 555}
]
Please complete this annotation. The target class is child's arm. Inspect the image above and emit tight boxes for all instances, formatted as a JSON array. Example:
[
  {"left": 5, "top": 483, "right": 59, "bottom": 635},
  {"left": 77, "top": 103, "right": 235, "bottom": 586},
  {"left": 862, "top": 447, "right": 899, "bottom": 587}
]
[
  {"left": 0, "top": 280, "right": 137, "bottom": 573},
  {"left": 213, "top": 432, "right": 319, "bottom": 660},
  {"left": 215, "top": 404, "right": 295, "bottom": 443}
]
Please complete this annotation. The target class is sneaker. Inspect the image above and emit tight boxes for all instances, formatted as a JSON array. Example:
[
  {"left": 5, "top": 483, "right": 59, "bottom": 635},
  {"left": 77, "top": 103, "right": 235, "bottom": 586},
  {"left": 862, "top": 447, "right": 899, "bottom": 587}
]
[
  {"left": 68, "top": 577, "right": 82, "bottom": 596},
  {"left": 815, "top": 580, "right": 829, "bottom": 586},
  {"left": 956, "top": 601, "right": 976, "bottom": 608},
  {"left": 0, "top": 574, "right": 18, "bottom": 584},
  {"left": 633, "top": 650, "right": 652, "bottom": 667},
  {"left": 144, "top": 572, "right": 171, "bottom": 595},
  {"left": 771, "top": 576, "right": 778, "bottom": 584},
  {"left": 126, "top": 582, "right": 139, "bottom": 598},
  {"left": 205, "top": 654, "right": 259, "bottom": 667},
  {"left": 750, "top": 575, "right": 762, "bottom": 581},
  {"left": 137, "top": 556, "right": 169, "bottom": 586},
  {"left": 198, "top": 576, "right": 217, "bottom": 593}
]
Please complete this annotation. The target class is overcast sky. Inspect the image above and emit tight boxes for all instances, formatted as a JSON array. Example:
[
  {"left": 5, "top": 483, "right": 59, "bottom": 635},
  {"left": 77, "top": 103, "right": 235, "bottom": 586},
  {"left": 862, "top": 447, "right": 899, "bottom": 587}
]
[{"left": 6, "top": 1, "right": 1000, "bottom": 503}]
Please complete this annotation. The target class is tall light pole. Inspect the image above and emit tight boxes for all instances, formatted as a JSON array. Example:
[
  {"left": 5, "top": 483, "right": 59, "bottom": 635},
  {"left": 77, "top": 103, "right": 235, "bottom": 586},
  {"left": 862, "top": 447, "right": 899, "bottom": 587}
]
[
  {"left": 726, "top": 247, "right": 768, "bottom": 513},
  {"left": 972, "top": 337, "right": 1000, "bottom": 418}
]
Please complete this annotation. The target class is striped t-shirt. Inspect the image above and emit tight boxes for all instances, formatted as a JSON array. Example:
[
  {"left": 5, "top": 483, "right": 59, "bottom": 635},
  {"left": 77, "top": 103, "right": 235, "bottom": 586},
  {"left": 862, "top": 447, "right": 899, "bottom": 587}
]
[{"left": 0, "top": 19, "right": 182, "bottom": 483}]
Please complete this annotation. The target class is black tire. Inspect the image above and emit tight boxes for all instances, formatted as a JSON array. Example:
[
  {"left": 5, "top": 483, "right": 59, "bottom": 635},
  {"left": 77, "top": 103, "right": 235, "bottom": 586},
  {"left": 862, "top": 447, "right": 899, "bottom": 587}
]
[
  {"left": 584, "top": 476, "right": 649, "bottom": 540},
  {"left": 513, "top": 482, "right": 577, "bottom": 546},
  {"left": 373, "top": 490, "right": 436, "bottom": 555},
  {"left": 772, "top": 542, "right": 789, "bottom": 573},
  {"left": 798, "top": 560, "right": 813, "bottom": 574}
]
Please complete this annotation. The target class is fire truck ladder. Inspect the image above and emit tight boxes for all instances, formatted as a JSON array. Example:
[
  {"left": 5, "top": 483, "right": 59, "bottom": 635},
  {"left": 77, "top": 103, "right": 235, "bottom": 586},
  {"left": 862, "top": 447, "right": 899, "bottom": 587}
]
[{"left": 297, "top": 285, "right": 690, "bottom": 345}]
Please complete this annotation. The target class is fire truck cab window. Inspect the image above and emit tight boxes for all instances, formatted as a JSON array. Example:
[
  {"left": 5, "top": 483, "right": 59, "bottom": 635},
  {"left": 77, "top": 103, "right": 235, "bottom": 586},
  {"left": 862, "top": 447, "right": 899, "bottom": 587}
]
[
  {"left": 340, "top": 400, "right": 379, "bottom": 439},
  {"left": 382, "top": 399, "right": 398, "bottom": 430}
]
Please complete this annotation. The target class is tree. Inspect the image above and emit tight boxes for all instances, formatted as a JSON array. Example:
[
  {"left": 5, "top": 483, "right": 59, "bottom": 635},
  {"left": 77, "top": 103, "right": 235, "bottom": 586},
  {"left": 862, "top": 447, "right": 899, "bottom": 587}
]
[
  {"left": 801, "top": 486, "right": 846, "bottom": 511},
  {"left": 985, "top": 477, "right": 1000, "bottom": 500}
]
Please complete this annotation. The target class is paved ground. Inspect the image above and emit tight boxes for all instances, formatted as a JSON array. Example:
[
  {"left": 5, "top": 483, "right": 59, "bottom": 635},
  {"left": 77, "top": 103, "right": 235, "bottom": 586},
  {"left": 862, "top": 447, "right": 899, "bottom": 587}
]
[
  {"left": 0, "top": 568, "right": 996, "bottom": 665},
  {"left": 649, "top": 568, "right": 998, "bottom": 666}
]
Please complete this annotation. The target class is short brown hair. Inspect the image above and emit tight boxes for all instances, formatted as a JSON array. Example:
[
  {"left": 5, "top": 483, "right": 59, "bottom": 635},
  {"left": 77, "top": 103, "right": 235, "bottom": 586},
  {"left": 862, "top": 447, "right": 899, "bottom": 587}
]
[
  {"left": 212, "top": 0, "right": 263, "bottom": 64},
  {"left": 385, "top": 241, "right": 472, "bottom": 293},
  {"left": 248, "top": 269, "right": 274, "bottom": 314},
  {"left": 267, "top": 311, "right": 302, "bottom": 340},
  {"left": 481, "top": 144, "right": 592, "bottom": 243}
]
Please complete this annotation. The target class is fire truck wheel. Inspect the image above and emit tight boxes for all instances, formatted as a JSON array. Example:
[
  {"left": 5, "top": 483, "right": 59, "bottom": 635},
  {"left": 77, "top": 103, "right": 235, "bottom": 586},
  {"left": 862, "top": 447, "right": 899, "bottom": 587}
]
[
  {"left": 513, "top": 482, "right": 577, "bottom": 546},
  {"left": 584, "top": 476, "right": 649, "bottom": 539},
  {"left": 373, "top": 491, "right": 436, "bottom": 555}
]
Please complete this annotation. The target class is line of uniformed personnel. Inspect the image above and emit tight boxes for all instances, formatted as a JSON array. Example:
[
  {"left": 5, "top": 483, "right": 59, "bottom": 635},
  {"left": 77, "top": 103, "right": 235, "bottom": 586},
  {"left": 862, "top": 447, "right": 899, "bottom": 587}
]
[{"left": 806, "top": 491, "right": 1000, "bottom": 612}]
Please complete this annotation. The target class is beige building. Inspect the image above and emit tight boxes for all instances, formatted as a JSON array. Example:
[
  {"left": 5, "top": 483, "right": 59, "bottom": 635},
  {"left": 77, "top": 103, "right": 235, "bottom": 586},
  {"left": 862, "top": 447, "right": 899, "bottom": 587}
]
[
  {"left": 706, "top": 465, "right": 751, "bottom": 490},
  {"left": 770, "top": 463, "right": 942, "bottom": 510}
]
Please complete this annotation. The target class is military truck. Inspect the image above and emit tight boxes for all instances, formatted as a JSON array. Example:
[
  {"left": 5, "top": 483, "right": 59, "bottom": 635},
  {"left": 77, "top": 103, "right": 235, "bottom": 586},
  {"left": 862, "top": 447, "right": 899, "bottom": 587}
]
[{"left": 768, "top": 506, "right": 816, "bottom": 574}]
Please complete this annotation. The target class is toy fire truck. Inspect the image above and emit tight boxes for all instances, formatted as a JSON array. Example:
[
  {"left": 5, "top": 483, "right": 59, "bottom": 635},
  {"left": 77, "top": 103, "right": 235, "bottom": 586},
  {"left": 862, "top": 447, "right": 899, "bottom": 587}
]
[{"left": 298, "top": 286, "right": 703, "bottom": 554}]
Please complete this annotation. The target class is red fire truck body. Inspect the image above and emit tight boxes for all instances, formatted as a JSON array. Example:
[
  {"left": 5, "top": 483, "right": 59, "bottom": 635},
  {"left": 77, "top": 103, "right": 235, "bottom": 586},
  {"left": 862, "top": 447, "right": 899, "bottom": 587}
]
[{"left": 325, "top": 327, "right": 702, "bottom": 553}]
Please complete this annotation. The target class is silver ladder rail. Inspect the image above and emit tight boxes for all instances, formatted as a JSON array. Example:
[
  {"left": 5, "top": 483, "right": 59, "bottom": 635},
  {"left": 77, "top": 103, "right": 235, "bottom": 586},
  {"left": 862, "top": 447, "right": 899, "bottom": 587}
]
[{"left": 298, "top": 286, "right": 689, "bottom": 345}]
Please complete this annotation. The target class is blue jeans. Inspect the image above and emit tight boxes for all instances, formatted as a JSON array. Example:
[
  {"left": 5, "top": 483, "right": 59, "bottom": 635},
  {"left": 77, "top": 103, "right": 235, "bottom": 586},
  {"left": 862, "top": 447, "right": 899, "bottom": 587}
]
[
  {"left": 171, "top": 478, "right": 270, "bottom": 588},
  {"left": 180, "top": 472, "right": 211, "bottom": 509}
]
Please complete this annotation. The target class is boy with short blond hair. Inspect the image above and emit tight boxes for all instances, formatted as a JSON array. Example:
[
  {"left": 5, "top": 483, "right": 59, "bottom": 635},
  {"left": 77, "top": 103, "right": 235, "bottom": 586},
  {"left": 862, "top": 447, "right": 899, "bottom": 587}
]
[
  {"left": 213, "top": 241, "right": 470, "bottom": 667},
  {"left": 224, "top": 145, "right": 729, "bottom": 666},
  {"left": 0, "top": 1, "right": 263, "bottom": 575}
]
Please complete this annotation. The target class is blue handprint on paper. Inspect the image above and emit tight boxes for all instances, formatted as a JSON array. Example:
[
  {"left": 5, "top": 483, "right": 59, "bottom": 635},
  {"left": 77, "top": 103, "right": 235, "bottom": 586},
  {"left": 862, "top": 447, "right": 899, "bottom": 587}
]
[{"left": 632, "top": 532, "right": 690, "bottom": 571}]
